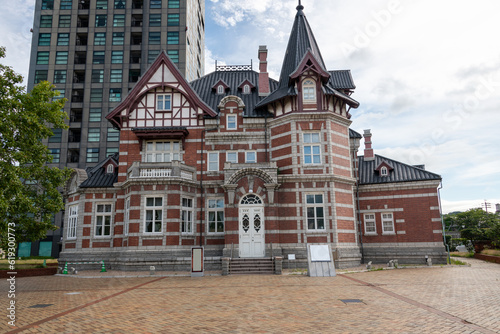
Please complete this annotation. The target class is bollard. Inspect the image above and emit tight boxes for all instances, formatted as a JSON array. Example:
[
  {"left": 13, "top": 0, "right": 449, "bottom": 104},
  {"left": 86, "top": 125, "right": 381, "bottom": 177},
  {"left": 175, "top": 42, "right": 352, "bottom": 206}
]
[
  {"left": 150, "top": 266, "right": 156, "bottom": 275},
  {"left": 100, "top": 260, "right": 107, "bottom": 272},
  {"left": 366, "top": 261, "right": 372, "bottom": 270}
]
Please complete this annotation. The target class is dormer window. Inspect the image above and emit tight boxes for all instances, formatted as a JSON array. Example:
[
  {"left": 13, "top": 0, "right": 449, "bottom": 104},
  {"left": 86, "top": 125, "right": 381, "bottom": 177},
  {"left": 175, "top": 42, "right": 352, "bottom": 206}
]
[
  {"left": 380, "top": 166, "right": 388, "bottom": 176},
  {"left": 303, "top": 79, "right": 316, "bottom": 102},
  {"left": 243, "top": 84, "right": 250, "bottom": 94},
  {"left": 157, "top": 94, "right": 172, "bottom": 111},
  {"left": 106, "top": 164, "right": 114, "bottom": 174},
  {"left": 217, "top": 85, "right": 224, "bottom": 95}
]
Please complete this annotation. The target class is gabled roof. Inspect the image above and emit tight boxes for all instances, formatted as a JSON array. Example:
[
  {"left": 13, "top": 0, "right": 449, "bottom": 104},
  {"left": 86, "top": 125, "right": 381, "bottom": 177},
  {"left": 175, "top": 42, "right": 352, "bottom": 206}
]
[
  {"left": 190, "top": 70, "right": 278, "bottom": 117},
  {"left": 358, "top": 155, "right": 441, "bottom": 185},
  {"left": 80, "top": 153, "right": 119, "bottom": 188},
  {"left": 106, "top": 51, "right": 217, "bottom": 128}
]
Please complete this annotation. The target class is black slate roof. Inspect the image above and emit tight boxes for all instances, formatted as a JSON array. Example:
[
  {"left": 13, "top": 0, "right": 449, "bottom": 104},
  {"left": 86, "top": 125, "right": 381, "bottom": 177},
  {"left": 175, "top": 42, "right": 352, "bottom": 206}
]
[
  {"left": 80, "top": 153, "right": 118, "bottom": 188},
  {"left": 359, "top": 155, "right": 441, "bottom": 185},
  {"left": 277, "top": 5, "right": 326, "bottom": 91},
  {"left": 349, "top": 129, "right": 362, "bottom": 139},
  {"left": 189, "top": 70, "right": 278, "bottom": 117},
  {"left": 328, "top": 71, "right": 356, "bottom": 90}
]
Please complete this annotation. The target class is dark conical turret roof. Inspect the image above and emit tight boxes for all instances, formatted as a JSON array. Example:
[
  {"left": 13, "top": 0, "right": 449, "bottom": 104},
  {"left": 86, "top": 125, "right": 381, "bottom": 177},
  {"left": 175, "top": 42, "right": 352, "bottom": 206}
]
[{"left": 277, "top": 3, "right": 327, "bottom": 90}]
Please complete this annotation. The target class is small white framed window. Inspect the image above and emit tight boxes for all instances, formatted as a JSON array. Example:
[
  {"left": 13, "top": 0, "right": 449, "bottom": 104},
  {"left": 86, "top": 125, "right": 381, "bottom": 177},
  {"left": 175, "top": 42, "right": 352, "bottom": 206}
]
[
  {"left": 382, "top": 213, "right": 395, "bottom": 234},
  {"left": 245, "top": 151, "right": 256, "bottom": 163},
  {"left": 156, "top": 94, "right": 172, "bottom": 111},
  {"left": 217, "top": 85, "right": 224, "bottom": 95},
  {"left": 306, "top": 194, "right": 325, "bottom": 230},
  {"left": 208, "top": 152, "right": 219, "bottom": 171},
  {"left": 95, "top": 204, "right": 112, "bottom": 237},
  {"left": 303, "top": 79, "right": 316, "bottom": 101},
  {"left": 124, "top": 197, "right": 130, "bottom": 236},
  {"left": 181, "top": 198, "right": 194, "bottom": 234},
  {"left": 380, "top": 166, "right": 388, "bottom": 176},
  {"left": 364, "top": 213, "right": 376, "bottom": 235},
  {"left": 207, "top": 199, "right": 224, "bottom": 233},
  {"left": 106, "top": 164, "right": 114, "bottom": 174},
  {"left": 303, "top": 133, "right": 321, "bottom": 164},
  {"left": 144, "top": 197, "right": 163, "bottom": 233},
  {"left": 227, "top": 114, "right": 237, "bottom": 130},
  {"left": 67, "top": 205, "right": 78, "bottom": 239},
  {"left": 226, "top": 151, "right": 238, "bottom": 164},
  {"left": 243, "top": 84, "right": 250, "bottom": 94},
  {"left": 145, "top": 141, "right": 181, "bottom": 162}
]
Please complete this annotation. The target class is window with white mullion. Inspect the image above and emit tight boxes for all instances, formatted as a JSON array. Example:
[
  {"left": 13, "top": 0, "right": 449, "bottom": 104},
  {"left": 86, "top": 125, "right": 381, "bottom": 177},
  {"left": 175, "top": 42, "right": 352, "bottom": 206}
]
[
  {"left": 145, "top": 141, "right": 181, "bottom": 162},
  {"left": 124, "top": 197, "right": 130, "bottom": 236},
  {"left": 306, "top": 194, "right": 325, "bottom": 230},
  {"left": 382, "top": 213, "right": 395, "bottom": 234},
  {"left": 364, "top": 213, "right": 376, "bottom": 234},
  {"left": 303, "top": 133, "right": 321, "bottom": 165},
  {"left": 144, "top": 197, "right": 163, "bottom": 233},
  {"left": 95, "top": 204, "right": 112, "bottom": 237},
  {"left": 181, "top": 198, "right": 193, "bottom": 234},
  {"left": 156, "top": 94, "right": 172, "bottom": 111},
  {"left": 208, "top": 152, "right": 219, "bottom": 171},
  {"left": 67, "top": 205, "right": 78, "bottom": 239},
  {"left": 207, "top": 199, "right": 224, "bottom": 233}
]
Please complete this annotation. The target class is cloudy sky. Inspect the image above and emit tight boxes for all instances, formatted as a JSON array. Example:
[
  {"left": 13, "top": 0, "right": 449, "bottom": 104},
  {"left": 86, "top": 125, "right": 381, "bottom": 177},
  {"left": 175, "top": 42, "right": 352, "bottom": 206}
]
[{"left": 1, "top": 0, "right": 499, "bottom": 213}]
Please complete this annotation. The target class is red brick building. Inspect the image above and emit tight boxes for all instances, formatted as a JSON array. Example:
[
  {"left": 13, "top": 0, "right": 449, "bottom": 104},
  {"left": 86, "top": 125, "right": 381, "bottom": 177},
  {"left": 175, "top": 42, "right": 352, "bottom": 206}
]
[{"left": 60, "top": 4, "right": 446, "bottom": 270}]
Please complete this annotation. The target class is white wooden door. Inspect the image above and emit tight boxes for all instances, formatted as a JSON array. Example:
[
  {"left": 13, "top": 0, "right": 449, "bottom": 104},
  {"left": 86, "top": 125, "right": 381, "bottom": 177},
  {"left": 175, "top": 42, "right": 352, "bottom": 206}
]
[{"left": 239, "top": 196, "right": 265, "bottom": 258}]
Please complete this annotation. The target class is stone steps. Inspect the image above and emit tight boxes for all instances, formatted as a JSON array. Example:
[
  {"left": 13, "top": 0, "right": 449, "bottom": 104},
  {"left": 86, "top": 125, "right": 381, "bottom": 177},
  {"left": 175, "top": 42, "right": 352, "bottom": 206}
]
[{"left": 229, "top": 258, "right": 275, "bottom": 275}]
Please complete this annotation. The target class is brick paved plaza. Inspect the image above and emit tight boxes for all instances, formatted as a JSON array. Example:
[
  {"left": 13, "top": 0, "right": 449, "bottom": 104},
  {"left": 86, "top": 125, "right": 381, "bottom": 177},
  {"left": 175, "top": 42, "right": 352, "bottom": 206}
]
[{"left": 1, "top": 258, "right": 499, "bottom": 333}]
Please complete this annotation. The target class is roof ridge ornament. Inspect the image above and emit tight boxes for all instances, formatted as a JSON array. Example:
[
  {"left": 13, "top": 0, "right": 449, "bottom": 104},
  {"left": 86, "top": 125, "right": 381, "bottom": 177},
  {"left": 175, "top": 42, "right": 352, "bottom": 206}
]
[{"left": 297, "top": 0, "right": 304, "bottom": 11}]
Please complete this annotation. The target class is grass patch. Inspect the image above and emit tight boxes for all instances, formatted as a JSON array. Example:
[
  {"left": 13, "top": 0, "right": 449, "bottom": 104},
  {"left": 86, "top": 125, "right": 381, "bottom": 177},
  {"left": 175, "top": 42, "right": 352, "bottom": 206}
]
[
  {"left": 448, "top": 258, "right": 467, "bottom": 265},
  {"left": 450, "top": 252, "right": 474, "bottom": 258},
  {"left": 481, "top": 249, "right": 500, "bottom": 257}
]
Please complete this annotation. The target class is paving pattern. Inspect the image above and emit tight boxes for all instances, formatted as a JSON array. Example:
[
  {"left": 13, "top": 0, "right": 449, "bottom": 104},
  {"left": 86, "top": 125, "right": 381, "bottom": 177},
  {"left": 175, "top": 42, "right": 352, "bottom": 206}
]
[{"left": 1, "top": 258, "right": 499, "bottom": 333}]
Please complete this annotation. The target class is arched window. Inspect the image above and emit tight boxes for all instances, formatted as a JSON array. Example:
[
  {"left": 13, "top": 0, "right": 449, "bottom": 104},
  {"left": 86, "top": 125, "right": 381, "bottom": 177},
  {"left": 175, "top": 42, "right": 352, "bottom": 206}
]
[
  {"left": 243, "top": 84, "right": 250, "bottom": 94},
  {"left": 303, "top": 79, "right": 316, "bottom": 102},
  {"left": 380, "top": 166, "right": 388, "bottom": 176},
  {"left": 107, "top": 164, "right": 114, "bottom": 174},
  {"left": 240, "top": 194, "right": 263, "bottom": 205},
  {"left": 217, "top": 85, "right": 224, "bottom": 95}
]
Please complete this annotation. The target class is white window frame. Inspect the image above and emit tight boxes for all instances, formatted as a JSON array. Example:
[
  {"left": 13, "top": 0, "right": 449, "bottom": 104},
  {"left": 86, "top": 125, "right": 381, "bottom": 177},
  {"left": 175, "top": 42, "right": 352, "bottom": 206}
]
[
  {"left": 303, "top": 79, "right": 316, "bottom": 102},
  {"left": 144, "top": 197, "right": 163, "bottom": 234},
  {"left": 380, "top": 166, "right": 388, "bottom": 176},
  {"left": 207, "top": 198, "right": 224, "bottom": 234},
  {"left": 226, "top": 114, "right": 237, "bottom": 130},
  {"left": 217, "top": 85, "right": 224, "bottom": 95},
  {"left": 181, "top": 198, "right": 194, "bottom": 234},
  {"left": 245, "top": 151, "right": 257, "bottom": 163},
  {"left": 124, "top": 197, "right": 130, "bottom": 236},
  {"left": 226, "top": 151, "right": 238, "bottom": 164},
  {"left": 106, "top": 164, "right": 114, "bottom": 174},
  {"left": 303, "top": 133, "right": 321, "bottom": 165},
  {"left": 382, "top": 213, "right": 395, "bottom": 234},
  {"left": 306, "top": 194, "right": 325, "bottom": 230},
  {"left": 95, "top": 203, "right": 113, "bottom": 237},
  {"left": 243, "top": 84, "right": 250, "bottom": 94},
  {"left": 208, "top": 152, "right": 219, "bottom": 171},
  {"left": 156, "top": 94, "right": 172, "bottom": 111},
  {"left": 67, "top": 205, "right": 78, "bottom": 239},
  {"left": 144, "top": 140, "right": 181, "bottom": 162},
  {"left": 364, "top": 213, "right": 377, "bottom": 235}
]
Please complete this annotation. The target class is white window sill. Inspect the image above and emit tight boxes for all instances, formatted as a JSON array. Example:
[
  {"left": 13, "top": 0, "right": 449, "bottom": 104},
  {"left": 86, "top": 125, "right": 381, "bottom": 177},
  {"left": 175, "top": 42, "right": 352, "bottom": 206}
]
[
  {"left": 382, "top": 232, "right": 396, "bottom": 235},
  {"left": 364, "top": 233, "right": 378, "bottom": 236}
]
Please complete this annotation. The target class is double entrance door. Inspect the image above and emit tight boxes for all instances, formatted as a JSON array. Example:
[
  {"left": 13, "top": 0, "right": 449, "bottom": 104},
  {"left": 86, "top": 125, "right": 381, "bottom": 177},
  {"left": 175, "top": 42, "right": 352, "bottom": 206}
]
[{"left": 239, "top": 203, "right": 265, "bottom": 258}]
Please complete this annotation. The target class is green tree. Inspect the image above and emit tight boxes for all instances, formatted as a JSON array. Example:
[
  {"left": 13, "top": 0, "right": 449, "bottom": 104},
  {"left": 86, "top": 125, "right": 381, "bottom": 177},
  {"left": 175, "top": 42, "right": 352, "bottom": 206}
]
[
  {"left": 449, "top": 208, "right": 500, "bottom": 250},
  {"left": 0, "top": 46, "right": 71, "bottom": 250}
]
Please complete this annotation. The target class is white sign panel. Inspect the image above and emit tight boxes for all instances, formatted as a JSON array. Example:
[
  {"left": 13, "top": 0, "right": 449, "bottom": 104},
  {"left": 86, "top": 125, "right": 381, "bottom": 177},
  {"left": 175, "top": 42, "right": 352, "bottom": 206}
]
[{"left": 310, "top": 245, "right": 331, "bottom": 262}]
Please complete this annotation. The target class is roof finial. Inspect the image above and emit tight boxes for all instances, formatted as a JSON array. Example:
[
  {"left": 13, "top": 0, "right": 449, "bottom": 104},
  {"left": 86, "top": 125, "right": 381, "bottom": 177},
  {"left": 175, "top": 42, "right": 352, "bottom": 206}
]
[{"left": 297, "top": 0, "right": 304, "bottom": 11}]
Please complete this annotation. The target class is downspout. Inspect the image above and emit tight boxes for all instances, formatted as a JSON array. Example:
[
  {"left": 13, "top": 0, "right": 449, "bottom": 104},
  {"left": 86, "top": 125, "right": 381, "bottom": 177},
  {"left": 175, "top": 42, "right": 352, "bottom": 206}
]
[
  {"left": 265, "top": 114, "right": 269, "bottom": 162},
  {"left": 437, "top": 181, "right": 450, "bottom": 264},
  {"left": 354, "top": 150, "right": 364, "bottom": 264},
  {"left": 199, "top": 120, "right": 219, "bottom": 247}
]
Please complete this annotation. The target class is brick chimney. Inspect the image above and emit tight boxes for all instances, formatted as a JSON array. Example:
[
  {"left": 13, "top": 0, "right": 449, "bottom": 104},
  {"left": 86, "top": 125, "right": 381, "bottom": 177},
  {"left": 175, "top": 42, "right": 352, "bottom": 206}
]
[
  {"left": 363, "top": 129, "right": 375, "bottom": 161},
  {"left": 258, "top": 45, "right": 270, "bottom": 96}
]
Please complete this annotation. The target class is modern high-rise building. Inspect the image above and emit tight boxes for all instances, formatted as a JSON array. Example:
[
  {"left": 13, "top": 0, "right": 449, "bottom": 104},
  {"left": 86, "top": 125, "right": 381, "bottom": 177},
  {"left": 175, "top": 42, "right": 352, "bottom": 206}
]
[{"left": 23, "top": 0, "right": 205, "bottom": 257}]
